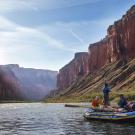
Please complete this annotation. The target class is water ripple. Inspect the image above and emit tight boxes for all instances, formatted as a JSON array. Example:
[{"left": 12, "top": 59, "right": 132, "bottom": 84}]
[{"left": 0, "top": 103, "right": 135, "bottom": 135}]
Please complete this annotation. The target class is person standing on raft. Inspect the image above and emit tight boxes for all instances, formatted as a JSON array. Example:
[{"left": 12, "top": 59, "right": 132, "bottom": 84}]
[{"left": 102, "top": 82, "right": 111, "bottom": 107}]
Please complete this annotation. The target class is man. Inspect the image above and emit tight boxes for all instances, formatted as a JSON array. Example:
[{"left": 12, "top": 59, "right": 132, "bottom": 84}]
[
  {"left": 102, "top": 83, "right": 111, "bottom": 107},
  {"left": 118, "top": 94, "right": 127, "bottom": 108}
]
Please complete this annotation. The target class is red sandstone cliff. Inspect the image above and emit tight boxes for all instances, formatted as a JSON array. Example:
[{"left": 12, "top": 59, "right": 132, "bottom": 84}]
[
  {"left": 57, "top": 52, "right": 89, "bottom": 90},
  {"left": 89, "top": 5, "right": 135, "bottom": 72},
  {"left": 57, "top": 5, "right": 135, "bottom": 90}
]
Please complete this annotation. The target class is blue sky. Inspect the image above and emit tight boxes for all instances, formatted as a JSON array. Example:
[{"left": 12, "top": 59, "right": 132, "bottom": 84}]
[{"left": 0, "top": 0, "right": 134, "bottom": 71}]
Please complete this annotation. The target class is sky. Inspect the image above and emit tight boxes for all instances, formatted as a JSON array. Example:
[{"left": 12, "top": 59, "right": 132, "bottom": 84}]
[{"left": 0, "top": 0, "right": 134, "bottom": 71}]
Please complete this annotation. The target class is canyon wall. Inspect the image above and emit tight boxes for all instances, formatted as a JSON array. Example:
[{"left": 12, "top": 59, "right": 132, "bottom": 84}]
[
  {"left": 89, "top": 5, "right": 135, "bottom": 72},
  {"left": 57, "top": 5, "right": 135, "bottom": 90},
  {"left": 57, "top": 52, "right": 89, "bottom": 90},
  {"left": 0, "top": 66, "right": 22, "bottom": 100},
  {"left": 0, "top": 64, "right": 57, "bottom": 100}
]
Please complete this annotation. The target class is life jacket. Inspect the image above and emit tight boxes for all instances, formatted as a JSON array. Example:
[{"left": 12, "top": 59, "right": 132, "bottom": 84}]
[
  {"left": 103, "top": 86, "right": 110, "bottom": 93},
  {"left": 92, "top": 99, "right": 100, "bottom": 107}
]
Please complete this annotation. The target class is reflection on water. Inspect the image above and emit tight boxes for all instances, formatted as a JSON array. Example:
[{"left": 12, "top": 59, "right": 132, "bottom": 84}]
[{"left": 0, "top": 103, "right": 135, "bottom": 135}]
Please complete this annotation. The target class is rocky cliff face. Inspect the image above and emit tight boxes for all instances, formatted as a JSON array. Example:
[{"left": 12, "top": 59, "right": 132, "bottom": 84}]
[
  {"left": 88, "top": 5, "right": 135, "bottom": 73},
  {"left": 52, "top": 59, "right": 135, "bottom": 102},
  {"left": 0, "top": 66, "right": 22, "bottom": 100},
  {"left": 57, "top": 52, "right": 89, "bottom": 90},
  {"left": 0, "top": 64, "right": 57, "bottom": 100},
  {"left": 57, "top": 5, "right": 135, "bottom": 90}
]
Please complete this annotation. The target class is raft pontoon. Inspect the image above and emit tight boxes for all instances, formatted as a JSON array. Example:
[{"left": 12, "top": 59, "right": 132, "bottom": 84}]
[{"left": 83, "top": 109, "right": 135, "bottom": 123}]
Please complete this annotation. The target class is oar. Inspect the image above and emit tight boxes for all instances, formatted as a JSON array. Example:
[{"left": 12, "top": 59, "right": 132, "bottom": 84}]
[
  {"left": 65, "top": 104, "right": 114, "bottom": 112},
  {"left": 64, "top": 104, "right": 91, "bottom": 108}
]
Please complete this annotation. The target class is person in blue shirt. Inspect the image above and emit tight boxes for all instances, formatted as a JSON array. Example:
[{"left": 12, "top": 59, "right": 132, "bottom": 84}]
[
  {"left": 102, "top": 83, "right": 111, "bottom": 107},
  {"left": 118, "top": 94, "right": 127, "bottom": 108}
]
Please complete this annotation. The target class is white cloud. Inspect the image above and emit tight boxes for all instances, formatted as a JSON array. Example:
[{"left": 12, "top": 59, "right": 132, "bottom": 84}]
[
  {"left": 68, "top": 29, "right": 85, "bottom": 45},
  {"left": 0, "top": 0, "right": 102, "bottom": 12},
  {"left": 0, "top": 16, "right": 71, "bottom": 51},
  {"left": 0, "top": 0, "right": 37, "bottom": 12},
  {"left": 38, "top": 18, "right": 115, "bottom": 49},
  {"left": 0, "top": 16, "right": 17, "bottom": 30},
  {"left": 0, "top": 14, "right": 115, "bottom": 70},
  {"left": 0, "top": 15, "right": 80, "bottom": 69}
]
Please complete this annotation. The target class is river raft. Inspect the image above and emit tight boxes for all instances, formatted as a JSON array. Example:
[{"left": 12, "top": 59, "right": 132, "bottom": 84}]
[{"left": 83, "top": 110, "right": 135, "bottom": 123}]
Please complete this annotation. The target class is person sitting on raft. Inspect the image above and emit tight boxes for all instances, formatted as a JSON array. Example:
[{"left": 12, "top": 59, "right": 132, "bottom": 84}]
[
  {"left": 92, "top": 96, "right": 101, "bottom": 108},
  {"left": 118, "top": 94, "right": 127, "bottom": 108},
  {"left": 102, "top": 82, "right": 111, "bottom": 107},
  {"left": 126, "top": 102, "right": 135, "bottom": 111},
  {"left": 117, "top": 94, "right": 135, "bottom": 112}
]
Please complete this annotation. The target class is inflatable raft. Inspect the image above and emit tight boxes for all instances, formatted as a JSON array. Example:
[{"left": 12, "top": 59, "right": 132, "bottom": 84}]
[{"left": 83, "top": 109, "right": 135, "bottom": 123}]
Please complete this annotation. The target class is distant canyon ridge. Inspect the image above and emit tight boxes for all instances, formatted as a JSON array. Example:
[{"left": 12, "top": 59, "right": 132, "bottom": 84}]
[{"left": 0, "top": 64, "right": 57, "bottom": 100}]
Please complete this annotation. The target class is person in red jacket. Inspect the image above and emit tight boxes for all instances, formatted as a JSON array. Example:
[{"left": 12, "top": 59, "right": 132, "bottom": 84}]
[{"left": 92, "top": 96, "right": 101, "bottom": 108}]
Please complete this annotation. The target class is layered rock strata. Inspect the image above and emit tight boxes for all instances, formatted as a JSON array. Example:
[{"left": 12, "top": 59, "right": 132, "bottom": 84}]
[{"left": 57, "top": 5, "right": 135, "bottom": 90}]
